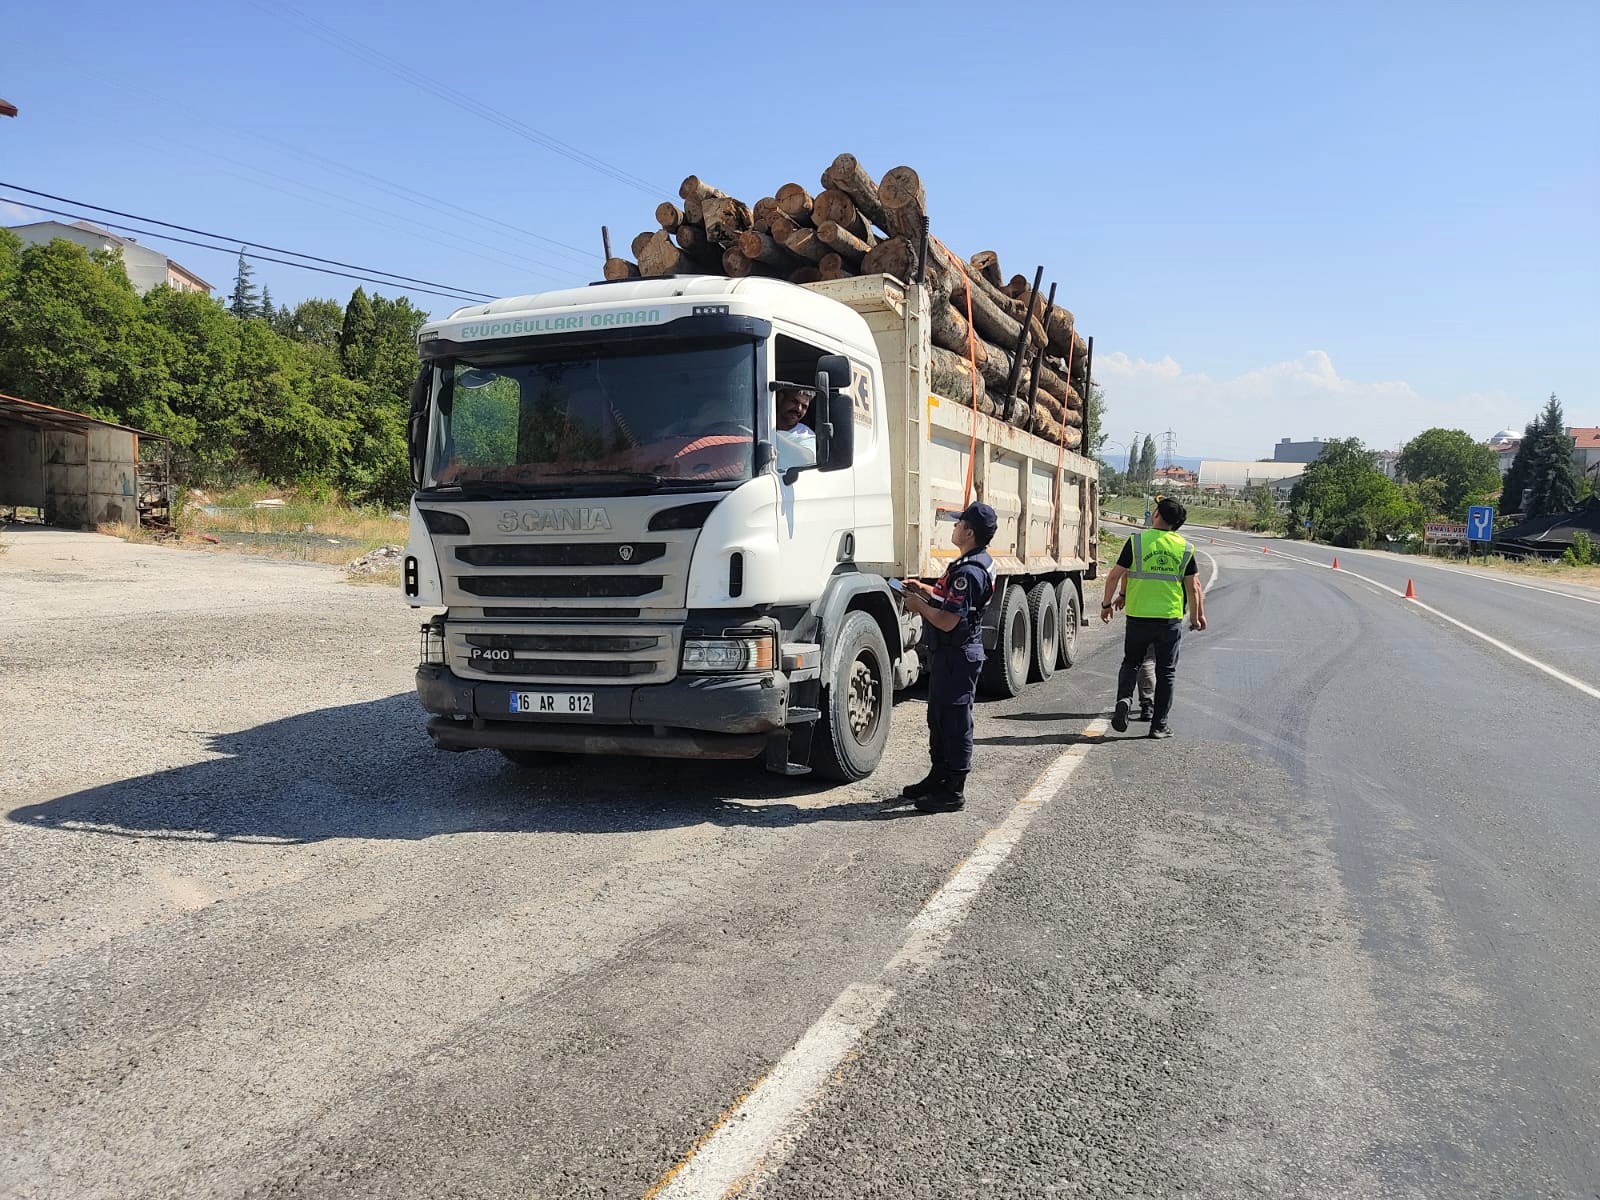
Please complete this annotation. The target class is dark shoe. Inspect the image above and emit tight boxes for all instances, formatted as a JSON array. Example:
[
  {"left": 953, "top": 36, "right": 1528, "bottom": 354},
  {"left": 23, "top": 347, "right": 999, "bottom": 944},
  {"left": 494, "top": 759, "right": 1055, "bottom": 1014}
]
[
  {"left": 916, "top": 772, "right": 967, "bottom": 814},
  {"left": 1148, "top": 724, "right": 1172, "bottom": 740},
  {"left": 1138, "top": 702, "right": 1153, "bottom": 722},
  {"left": 1112, "top": 698, "right": 1131, "bottom": 733},
  {"left": 899, "top": 769, "right": 947, "bottom": 801}
]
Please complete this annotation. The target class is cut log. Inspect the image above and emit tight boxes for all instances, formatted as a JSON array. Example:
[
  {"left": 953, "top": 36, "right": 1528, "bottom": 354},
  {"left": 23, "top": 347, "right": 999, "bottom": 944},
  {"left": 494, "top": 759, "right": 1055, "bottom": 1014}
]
[
  {"left": 929, "top": 243, "right": 1048, "bottom": 347},
  {"left": 820, "top": 153, "right": 893, "bottom": 234},
  {"left": 1005, "top": 274, "right": 1030, "bottom": 300},
  {"left": 789, "top": 265, "right": 823, "bottom": 284},
  {"left": 702, "top": 196, "right": 752, "bottom": 246},
  {"left": 877, "top": 165, "right": 926, "bottom": 241},
  {"left": 751, "top": 197, "right": 779, "bottom": 233},
  {"left": 767, "top": 212, "right": 800, "bottom": 245},
  {"left": 928, "top": 294, "right": 977, "bottom": 361},
  {"left": 818, "top": 253, "right": 855, "bottom": 281},
  {"left": 775, "top": 182, "right": 814, "bottom": 223},
  {"left": 603, "top": 257, "right": 640, "bottom": 280},
  {"left": 722, "top": 247, "right": 755, "bottom": 277},
  {"left": 970, "top": 251, "right": 1003, "bottom": 288},
  {"left": 815, "top": 220, "right": 871, "bottom": 264},
  {"left": 1042, "top": 304, "right": 1076, "bottom": 357},
  {"left": 812, "top": 189, "right": 870, "bottom": 240},
  {"left": 673, "top": 223, "right": 723, "bottom": 271},
  {"left": 736, "top": 230, "right": 792, "bottom": 266},
  {"left": 655, "top": 202, "right": 682, "bottom": 230},
  {"left": 638, "top": 231, "right": 695, "bottom": 276},
  {"left": 630, "top": 231, "right": 657, "bottom": 259},
  {"left": 782, "top": 227, "right": 828, "bottom": 263},
  {"left": 929, "top": 346, "right": 997, "bottom": 416},
  {"left": 678, "top": 175, "right": 728, "bottom": 204},
  {"left": 859, "top": 235, "right": 916, "bottom": 281}
]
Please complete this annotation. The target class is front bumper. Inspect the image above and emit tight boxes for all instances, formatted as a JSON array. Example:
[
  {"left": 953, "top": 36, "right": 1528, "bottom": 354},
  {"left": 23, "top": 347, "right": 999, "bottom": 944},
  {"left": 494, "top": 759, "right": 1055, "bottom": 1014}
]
[{"left": 416, "top": 664, "right": 789, "bottom": 759}]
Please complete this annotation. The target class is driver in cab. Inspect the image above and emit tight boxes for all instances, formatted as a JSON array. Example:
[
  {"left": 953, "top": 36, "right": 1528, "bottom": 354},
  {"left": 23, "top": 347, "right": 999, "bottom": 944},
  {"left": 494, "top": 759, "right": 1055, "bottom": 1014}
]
[{"left": 773, "top": 381, "right": 817, "bottom": 472}]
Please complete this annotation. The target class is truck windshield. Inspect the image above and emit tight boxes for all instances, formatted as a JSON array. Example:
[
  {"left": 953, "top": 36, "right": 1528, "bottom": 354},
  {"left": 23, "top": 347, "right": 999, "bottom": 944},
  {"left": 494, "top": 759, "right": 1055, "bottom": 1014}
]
[{"left": 424, "top": 337, "right": 756, "bottom": 493}]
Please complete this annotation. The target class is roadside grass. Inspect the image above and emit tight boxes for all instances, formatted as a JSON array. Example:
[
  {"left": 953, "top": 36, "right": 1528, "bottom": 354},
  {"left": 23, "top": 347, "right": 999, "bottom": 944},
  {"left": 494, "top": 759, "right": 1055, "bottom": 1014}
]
[
  {"left": 347, "top": 563, "right": 402, "bottom": 588},
  {"left": 98, "top": 486, "right": 406, "bottom": 569},
  {"left": 1430, "top": 553, "right": 1600, "bottom": 588},
  {"left": 1102, "top": 494, "right": 1254, "bottom": 529}
]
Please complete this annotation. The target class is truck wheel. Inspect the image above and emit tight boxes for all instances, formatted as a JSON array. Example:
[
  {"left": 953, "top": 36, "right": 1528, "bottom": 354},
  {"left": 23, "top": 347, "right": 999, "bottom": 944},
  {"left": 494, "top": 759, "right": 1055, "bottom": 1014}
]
[
  {"left": 979, "top": 584, "right": 1031, "bottom": 699},
  {"left": 812, "top": 609, "right": 893, "bottom": 782},
  {"left": 1026, "top": 581, "right": 1059, "bottom": 683},
  {"left": 1055, "top": 580, "right": 1080, "bottom": 669}
]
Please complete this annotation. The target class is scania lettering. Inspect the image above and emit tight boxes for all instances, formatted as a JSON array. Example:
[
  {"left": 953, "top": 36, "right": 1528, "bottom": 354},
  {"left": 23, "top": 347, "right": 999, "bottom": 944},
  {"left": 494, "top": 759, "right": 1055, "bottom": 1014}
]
[{"left": 404, "top": 273, "right": 1098, "bottom": 780}]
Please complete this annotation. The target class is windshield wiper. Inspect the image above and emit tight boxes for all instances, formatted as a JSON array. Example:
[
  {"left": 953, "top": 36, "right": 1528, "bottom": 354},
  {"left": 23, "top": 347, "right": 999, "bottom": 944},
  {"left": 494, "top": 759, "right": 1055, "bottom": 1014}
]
[{"left": 420, "top": 481, "right": 547, "bottom": 499}]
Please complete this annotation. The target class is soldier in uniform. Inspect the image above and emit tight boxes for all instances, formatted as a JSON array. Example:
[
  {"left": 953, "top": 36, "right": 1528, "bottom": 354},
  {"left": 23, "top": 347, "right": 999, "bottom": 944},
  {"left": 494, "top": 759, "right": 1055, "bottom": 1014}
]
[{"left": 888, "top": 501, "right": 998, "bottom": 813}]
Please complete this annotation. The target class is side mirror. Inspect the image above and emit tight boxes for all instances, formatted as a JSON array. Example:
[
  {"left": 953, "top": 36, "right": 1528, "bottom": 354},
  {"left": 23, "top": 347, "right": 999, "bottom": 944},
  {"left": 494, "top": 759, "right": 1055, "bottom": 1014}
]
[
  {"left": 407, "top": 368, "right": 430, "bottom": 489},
  {"left": 814, "top": 354, "right": 854, "bottom": 473}
]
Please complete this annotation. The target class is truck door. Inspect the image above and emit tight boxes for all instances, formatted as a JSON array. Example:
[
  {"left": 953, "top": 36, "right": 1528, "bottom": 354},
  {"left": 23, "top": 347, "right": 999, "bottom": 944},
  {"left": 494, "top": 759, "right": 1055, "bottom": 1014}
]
[{"left": 773, "top": 334, "right": 856, "bottom": 602}]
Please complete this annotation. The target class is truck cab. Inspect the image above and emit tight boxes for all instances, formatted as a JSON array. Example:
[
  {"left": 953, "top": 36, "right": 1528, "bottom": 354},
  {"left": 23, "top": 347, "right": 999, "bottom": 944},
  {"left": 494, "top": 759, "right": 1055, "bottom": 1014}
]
[{"left": 405, "top": 276, "right": 903, "bottom": 779}]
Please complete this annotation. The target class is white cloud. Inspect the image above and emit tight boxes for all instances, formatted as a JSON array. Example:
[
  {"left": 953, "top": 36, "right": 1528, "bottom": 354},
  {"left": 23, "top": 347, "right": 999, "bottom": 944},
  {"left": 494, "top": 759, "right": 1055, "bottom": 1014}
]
[
  {"left": 2, "top": 200, "right": 36, "bottom": 221},
  {"left": 1096, "top": 350, "right": 1514, "bottom": 459}
]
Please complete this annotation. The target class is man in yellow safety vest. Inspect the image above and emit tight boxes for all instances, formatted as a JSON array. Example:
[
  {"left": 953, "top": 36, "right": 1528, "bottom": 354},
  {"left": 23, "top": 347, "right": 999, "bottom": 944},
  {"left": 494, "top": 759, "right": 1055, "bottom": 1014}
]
[{"left": 1099, "top": 495, "right": 1207, "bottom": 738}]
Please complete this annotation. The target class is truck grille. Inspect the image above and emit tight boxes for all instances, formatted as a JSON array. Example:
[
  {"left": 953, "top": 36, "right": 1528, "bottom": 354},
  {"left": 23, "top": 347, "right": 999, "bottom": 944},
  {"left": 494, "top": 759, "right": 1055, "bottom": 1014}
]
[
  {"left": 447, "top": 621, "right": 681, "bottom": 686},
  {"left": 459, "top": 575, "right": 664, "bottom": 598},
  {"left": 455, "top": 542, "right": 667, "bottom": 567}
]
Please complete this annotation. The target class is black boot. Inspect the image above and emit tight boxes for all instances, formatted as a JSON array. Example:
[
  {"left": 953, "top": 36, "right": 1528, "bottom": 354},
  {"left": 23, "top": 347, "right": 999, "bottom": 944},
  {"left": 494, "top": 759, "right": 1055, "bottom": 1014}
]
[
  {"left": 1138, "top": 700, "right": 1153, "bottom": 722},
  {"left": 916, "top": 771, "right": 967, "bottom": 813},
  {"left": 898, "top": 768, "right": 947, "bottom": 801}
]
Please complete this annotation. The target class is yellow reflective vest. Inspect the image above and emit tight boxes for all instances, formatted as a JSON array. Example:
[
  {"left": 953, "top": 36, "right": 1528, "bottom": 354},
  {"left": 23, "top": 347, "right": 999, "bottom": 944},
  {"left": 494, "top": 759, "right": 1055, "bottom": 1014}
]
[{"left": 1125, "top": 529, "right": 1193, "bottom": 619}]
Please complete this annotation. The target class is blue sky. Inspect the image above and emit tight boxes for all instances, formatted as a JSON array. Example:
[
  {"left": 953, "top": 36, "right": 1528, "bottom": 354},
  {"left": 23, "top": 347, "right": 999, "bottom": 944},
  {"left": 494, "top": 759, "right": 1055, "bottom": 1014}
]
[{"left": 3, "top": 0, "right": 1595, "bottom": 458}]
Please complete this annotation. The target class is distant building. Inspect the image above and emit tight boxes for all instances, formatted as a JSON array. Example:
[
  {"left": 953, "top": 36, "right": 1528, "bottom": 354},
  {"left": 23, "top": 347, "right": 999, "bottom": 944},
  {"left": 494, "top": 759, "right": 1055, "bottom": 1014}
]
[
  {"left": 1374, "top": 449, "right": 1400, "bottom": 479},
  {"left": 1490, "top": 438, "right": 1521, "bottom": 475},
  {"left": 8, "top": 220, "right": 212, "bottom": 296},
  {"left": 1198, "top": 460, "right": 1304, "bottom": 491},
  {"left": 1272, "top": 437, "right": 1325, "bottom": 464},
  {"left": 1569, "top": 427, "right": 1600, "bottom": 481},
  {"left": 1152, "top": 465, "right": 1196, "bottom": 488}
]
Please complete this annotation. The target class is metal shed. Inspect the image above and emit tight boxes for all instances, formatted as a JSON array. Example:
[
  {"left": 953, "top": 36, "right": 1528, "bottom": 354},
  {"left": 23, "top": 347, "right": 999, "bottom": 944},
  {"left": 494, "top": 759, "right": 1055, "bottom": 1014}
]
[{"left": 0, "top": 392, "right": 170, "bottom": 529}]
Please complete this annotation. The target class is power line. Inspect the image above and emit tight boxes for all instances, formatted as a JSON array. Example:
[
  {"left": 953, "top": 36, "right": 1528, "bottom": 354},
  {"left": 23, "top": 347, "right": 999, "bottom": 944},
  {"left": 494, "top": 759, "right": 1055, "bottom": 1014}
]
[
  {"left": 0, "top": 183, "right": 497, "bottom": 301},
  {"left": 2, "top": 196, "right": 490, "bottom": 304},
  {"left": 251, "top": 0, "right": 668, "bottom": 198},
  {"left": 120, "top": 83, "right": 600, "bottom": 270}
]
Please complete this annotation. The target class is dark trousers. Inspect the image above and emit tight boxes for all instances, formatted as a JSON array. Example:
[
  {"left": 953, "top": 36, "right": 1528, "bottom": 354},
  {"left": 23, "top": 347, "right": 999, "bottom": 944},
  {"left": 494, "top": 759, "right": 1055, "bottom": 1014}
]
[
  {"left": 927, "top": 643, "right": 984, "bottom": 773},
  {"left": 1118, "top": 617, "right": 1182, "bottom": 726}
]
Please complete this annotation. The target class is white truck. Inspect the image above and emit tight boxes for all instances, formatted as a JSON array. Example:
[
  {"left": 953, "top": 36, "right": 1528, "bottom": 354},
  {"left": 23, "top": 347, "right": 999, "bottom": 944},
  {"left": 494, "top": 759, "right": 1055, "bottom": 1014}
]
[{"left": 403, "top": 271, "right": 1098, "bottom": 780}]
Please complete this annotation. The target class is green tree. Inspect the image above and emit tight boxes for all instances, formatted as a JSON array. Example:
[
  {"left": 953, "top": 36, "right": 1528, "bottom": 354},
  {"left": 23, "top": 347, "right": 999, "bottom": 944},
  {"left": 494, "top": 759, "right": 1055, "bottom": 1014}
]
[
  {"left": 228, "top": 248, "right": 260, "bottom": 320},
  {"left": 1289, "top": 437, "right": 1421, "bottom": 547},
  {"left": 0, "top": 238, "right": 144, "bottom": 419},
  {"left": 1248, "top": 485, "right": 1284, "bottom": 533},
  {"left": 259, "top": 286, "right": 274, "bottom": 323},
  {"left": 1397, "top": 427, "right": 1502, "bottom": 517},
  {"left": 1137, "top": 434, "right": 1157, "bottom": 485},
  {"left": 276, "top": 297, "right": 345, "bottom": 349},
  {"left": 1084, "top": 383, "right": 1106, "bottom": 460},
  {"left": 1523, "top": 394, "right": 1582, "bottom": 518}
]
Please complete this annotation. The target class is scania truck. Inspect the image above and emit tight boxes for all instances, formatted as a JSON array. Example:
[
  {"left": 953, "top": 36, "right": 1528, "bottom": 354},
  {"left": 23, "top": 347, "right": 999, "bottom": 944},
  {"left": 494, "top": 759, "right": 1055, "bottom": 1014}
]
[{"left": 403, "top": 271, "right": 1097, "bottom": 780}]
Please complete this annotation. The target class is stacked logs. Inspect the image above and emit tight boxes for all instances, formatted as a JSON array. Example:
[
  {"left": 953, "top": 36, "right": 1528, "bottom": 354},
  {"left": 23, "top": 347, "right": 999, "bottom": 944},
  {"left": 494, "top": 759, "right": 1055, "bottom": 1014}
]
[{"left": 602, "top": 155, "right": 1089, "bottom": 449}]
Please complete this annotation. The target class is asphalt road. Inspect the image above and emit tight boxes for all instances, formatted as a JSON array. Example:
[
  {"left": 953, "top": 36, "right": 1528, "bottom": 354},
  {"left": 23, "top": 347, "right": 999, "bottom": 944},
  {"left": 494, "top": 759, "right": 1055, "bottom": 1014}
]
[{"left": 2, "top": 527, "right": 1596, "bottom": 1198}]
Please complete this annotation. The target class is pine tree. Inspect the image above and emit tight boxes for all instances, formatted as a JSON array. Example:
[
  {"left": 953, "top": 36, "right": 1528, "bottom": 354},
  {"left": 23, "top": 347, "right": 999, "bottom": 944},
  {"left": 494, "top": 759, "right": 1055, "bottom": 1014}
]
[
  {"left": 1138, "top": 434, "right": 1158, "bottom": 484},
  {"left": 1524, "top": 394, "right": 1581, "bottom": 518},
  {"left": 228, "top": 248, "right": 259, "bottom": 319},
  {"left": 259, "top": 285, "right": 274, "bottom": 323}
]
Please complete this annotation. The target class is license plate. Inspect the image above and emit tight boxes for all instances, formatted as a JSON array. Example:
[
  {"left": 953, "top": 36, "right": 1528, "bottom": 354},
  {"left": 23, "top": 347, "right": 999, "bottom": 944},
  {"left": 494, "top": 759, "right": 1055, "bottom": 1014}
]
[{"left": 508, "top": 691, "right": 594, "bottom": 715}]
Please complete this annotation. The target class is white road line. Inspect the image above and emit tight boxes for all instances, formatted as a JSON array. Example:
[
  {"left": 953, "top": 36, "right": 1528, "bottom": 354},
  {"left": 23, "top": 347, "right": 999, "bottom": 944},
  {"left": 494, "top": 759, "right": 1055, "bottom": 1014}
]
[
  {"left": 646, "top": 722, "right": 1111, "bottom": 1199},
  {"left": 1257, "top": 545, "right": 1600, "bottom": 703},
  {"left": 1342, "top": 549, "right": 1600, "bottom": 607},
  {"left": 1196, "top": 547, "right": 1219, "bottom": 592}
]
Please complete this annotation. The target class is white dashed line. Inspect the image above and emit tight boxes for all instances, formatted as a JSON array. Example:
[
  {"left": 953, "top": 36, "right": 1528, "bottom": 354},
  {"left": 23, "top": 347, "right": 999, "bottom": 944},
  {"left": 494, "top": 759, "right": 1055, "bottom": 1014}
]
[{"left": 645, "top": 721, "right": 1111, "bottom": 1199}]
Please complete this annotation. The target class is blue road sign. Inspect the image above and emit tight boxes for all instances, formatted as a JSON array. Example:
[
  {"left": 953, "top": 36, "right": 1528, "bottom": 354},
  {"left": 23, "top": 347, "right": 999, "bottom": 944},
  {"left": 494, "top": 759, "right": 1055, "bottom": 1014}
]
[{"left": 1467, "top": 505, "right": 1495, "bottom": 542}]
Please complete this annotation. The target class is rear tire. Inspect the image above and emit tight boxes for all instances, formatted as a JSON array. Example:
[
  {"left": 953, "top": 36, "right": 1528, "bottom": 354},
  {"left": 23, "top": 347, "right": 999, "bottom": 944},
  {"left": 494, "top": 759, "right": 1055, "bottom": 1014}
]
[
  {"left": 812, "top": 609, "right": 893, "bottom": 781},
  {"left": 979, "top": 584, "right": 1031, "bottom": 698},
  {"left": 1026, "top": 581, "right": 1059, "bottom": 683},
  {"left": 1055, "top": 580, "right": 1080, "bottom": 669}
]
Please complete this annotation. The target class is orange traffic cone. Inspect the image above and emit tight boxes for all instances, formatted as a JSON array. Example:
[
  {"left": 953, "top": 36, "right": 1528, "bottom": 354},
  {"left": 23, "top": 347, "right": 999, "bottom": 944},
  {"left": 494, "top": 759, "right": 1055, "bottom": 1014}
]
[
  {"left": 1331, "top": 557, "right": 1340, "bottom": 569},
  {"left": 1262, "top": 545, "right": 1269, "bottom": 554},
  {"left": 1404, "top": 579, "right": 1417, "bottom": 600},
  {"left": 1210, "top": 537, "right": 1215, "bottom": 544}
]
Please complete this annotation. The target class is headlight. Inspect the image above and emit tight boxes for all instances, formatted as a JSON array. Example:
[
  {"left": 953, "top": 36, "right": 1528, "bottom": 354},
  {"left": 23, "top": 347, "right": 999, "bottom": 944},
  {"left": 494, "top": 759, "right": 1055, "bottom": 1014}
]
[{"left": 682, "top": 636, "right": 775, "bottom": 673}]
